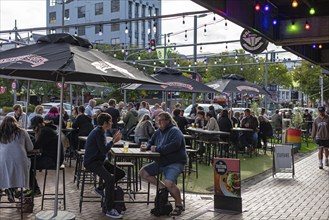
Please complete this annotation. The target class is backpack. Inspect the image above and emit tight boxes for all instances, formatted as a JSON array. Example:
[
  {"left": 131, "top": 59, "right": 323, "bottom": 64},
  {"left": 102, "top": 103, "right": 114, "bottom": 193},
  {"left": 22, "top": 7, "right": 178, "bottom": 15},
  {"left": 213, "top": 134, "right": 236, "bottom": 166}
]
[
  {"left": 114, "top": 186, "right": 126, "bottom": 214},
  {"left": 150, "top": 188, "right": 173, "bottom": 216},
  {"left": 102, "top": 186, "right": 126, "bottom": 214}
]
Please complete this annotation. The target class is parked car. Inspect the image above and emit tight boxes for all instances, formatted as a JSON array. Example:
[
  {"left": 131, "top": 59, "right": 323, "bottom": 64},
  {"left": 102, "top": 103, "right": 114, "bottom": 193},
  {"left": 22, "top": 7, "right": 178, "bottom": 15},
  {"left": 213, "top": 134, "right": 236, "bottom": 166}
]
[
  {"left": 41, "top": 102, "right": 73, "bottom": 116},
  {"left": 183, "top": 103, "right": 223, "bottom": 118}
]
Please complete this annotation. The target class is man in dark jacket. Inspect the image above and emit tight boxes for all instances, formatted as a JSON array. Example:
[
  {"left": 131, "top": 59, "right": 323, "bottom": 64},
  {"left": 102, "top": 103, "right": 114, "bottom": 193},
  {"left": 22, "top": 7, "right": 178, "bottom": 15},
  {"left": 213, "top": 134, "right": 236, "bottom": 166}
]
[
  {"left": 105, "top": 99, "right": 120, "bottom": 131},
  {"left": 241, "top": 108, "right": 259, "bottom": 150},
  {"left": 26, "top": 116, "right": 63, "bottom": 197},
  {"left": 122, "top": 102, "right": 138, "bottom": 138},
  {"left": 72, "top": 105, "right": 94, "bottom": 136},
  {"left": 140, "top": 112, "right": 187, "bottom": 216},
  {"left": 83, "top": 113, "right": 125, "bottom": 218}
]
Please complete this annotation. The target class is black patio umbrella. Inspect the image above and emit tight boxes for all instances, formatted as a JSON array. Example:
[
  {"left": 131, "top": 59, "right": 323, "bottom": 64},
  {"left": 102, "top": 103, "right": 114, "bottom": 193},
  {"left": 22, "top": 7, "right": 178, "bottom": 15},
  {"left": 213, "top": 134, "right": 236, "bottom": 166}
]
[
  {"left": 0, "top": 33, "right": 161, "bottom": 219},
  {"left": 123, "top": 67, "right": 218, "bottom": 93},
  {"left": 206, "top": 74, "right": 270, "bottom": 95}
]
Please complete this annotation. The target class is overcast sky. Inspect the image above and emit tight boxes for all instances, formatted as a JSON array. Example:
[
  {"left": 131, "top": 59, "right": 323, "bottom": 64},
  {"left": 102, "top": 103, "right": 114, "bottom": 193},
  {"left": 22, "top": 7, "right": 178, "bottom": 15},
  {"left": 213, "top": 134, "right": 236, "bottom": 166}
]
[{"left": 0, "top": 0, "right": 293, "bottom": 58}]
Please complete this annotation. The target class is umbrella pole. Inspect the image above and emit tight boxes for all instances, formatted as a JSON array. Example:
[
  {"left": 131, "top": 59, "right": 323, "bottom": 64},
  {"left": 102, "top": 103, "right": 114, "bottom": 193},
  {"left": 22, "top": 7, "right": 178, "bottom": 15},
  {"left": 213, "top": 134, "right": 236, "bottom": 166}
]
[
  {"left": 53, "top": 76, "right": 65, "bottom": 216},
  {"left": 36, "top": 76, "right": 75, "bottom": 220},
  {"left": 25, "top": 80, "right": 30, "bottom": 129}
]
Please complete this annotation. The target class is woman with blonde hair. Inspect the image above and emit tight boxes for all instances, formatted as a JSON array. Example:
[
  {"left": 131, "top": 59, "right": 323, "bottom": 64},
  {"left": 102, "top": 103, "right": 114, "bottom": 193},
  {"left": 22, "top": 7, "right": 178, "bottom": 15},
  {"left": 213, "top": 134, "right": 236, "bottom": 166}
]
[
  {"left": 27, "top": 105, "right": 44, "bottom": 128},
  {"left": 0, "top": 116, "right": 34, "bottom": 202},
  {"left": 134, "top": 114, "right": 155, "bottom": 144}
]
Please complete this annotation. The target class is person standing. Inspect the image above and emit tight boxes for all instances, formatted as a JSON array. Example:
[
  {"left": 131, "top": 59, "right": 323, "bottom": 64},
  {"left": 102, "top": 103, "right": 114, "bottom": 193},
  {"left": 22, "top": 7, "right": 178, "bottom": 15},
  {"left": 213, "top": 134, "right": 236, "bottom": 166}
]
[
  {"left": 139, "top": 112, "right": 187, "bottom": 216},
  {"left": 0, "top": 116, "right": 34, "bottom": 201},
  {"left": 105, "top": 99, "right": 120, "bottom": 132},
  {"left": 83, "top": 113, "right": 125, "bottom": 218},
  {"left": 311, "top": 106, "right": 329, "bottom": 169},
  {"left": 6, "top": 104, "right": 27, "bottom": 128}
]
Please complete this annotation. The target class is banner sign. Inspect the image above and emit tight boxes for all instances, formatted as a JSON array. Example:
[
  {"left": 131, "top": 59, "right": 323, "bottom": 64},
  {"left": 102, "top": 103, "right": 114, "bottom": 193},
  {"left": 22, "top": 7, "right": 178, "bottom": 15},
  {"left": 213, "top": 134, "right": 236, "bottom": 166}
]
[
  {"left": 11, "top": 81, "right": 16, "bottom": 90},
  {"left": 0, "top": 86, "right": 6, "bottom": 94},
  {"left": 214, "top": 158, "right": 242, "bottom": 212}
]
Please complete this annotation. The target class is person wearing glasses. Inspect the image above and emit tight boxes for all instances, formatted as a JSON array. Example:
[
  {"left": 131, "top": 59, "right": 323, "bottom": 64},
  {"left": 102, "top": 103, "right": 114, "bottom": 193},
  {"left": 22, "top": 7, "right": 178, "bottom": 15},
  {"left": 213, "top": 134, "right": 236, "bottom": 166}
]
[{"left": 139, "top": 112, "right": 187, "bottom": 216}]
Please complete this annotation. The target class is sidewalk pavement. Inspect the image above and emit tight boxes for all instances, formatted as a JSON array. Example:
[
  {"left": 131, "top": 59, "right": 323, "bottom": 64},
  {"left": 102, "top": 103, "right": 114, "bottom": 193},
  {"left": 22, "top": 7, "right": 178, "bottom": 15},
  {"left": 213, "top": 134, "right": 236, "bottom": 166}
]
[{"left": 0, "top": 151, "right": 328, "bottom": 220}]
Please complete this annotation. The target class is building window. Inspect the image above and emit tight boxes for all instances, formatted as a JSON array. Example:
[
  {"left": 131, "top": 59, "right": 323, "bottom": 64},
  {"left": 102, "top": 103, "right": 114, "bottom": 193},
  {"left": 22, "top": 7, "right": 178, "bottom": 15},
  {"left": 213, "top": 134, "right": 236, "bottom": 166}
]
[
  {"left": 111, "top": 0, "right": 120, "bottom": 12},
  {"left": 63, "top": 27, "right": 70, "bottom": 33},
  {"left": 111, "top": 19, "right": 120, "bottom": 32},
  {"left": 78, "top": 26, "right": 85, "bottom": 36},
  {"left": 64, "top": 9, "right": 70, "bottom": 20},
  {"left": 78, "top": 6, "right": 85, "bottom": 18},
  {"left": 95, "top": 24, "right": 103, "bottom": 34},
  {"left": 49, "top": 12, "right": 56, "bottom": 23},
  {"left": 50, "top": 29, "right": 56, "bottom": 34},
  {"left": 111, "top": 38, "right": 120, "bottom": 45},
  {"left": 50, "top": 0, "right": 56, "bottom": 6},
  {"left": 95, "top": 2, "right": 103, "bottom": 15}
]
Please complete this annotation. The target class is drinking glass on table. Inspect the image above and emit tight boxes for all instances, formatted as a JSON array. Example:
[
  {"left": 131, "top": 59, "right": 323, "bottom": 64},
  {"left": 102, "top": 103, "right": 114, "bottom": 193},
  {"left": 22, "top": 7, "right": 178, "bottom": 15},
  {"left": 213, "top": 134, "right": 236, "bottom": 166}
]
[{"left": 123, "top": 141, "right": 129, "bottom": 153}]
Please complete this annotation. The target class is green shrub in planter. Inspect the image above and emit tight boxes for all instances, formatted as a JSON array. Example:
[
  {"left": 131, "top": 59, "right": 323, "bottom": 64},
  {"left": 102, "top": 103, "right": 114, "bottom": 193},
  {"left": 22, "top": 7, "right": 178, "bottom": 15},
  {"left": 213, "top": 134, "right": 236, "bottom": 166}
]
[{"left": 2, "top": 106, "right": 13, "bottom": 114}]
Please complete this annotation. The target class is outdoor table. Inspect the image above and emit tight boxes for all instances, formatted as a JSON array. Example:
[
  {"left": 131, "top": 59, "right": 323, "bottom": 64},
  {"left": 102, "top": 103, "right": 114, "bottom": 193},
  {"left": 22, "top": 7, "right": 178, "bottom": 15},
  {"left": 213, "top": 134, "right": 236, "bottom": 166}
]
[
  {"left": 110, "top": 147, "right": 160, "bottom": 204},
  {"left": 231, "top": 127, "right": 254, "bottom": 158}
]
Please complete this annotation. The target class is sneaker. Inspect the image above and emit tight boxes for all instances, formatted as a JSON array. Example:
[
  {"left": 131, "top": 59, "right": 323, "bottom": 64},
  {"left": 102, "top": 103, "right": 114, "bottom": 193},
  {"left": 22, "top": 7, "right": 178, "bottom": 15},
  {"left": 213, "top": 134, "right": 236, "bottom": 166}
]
[
  {"left": 325, "top": 159, "right": 329, "bottom": 166},
  {"left": 24, "top": 188, "right": 41, "bottom": 198},
  {"left": 319, "top": 163, "right": 323, "bottom": 169},
  {"left": 106, "top": 209, "right": 123, "bottom": 219},
  {"left": 94, "top": 187, "right": 105, "bottom": 198}
]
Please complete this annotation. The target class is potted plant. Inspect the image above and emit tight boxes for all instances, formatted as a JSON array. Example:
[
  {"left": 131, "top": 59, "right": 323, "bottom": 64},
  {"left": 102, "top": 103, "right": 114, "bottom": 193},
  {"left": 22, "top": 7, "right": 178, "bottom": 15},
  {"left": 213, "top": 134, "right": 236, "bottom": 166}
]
[{"left": 287, "top": 110, "right": 303, "bottom": 151}]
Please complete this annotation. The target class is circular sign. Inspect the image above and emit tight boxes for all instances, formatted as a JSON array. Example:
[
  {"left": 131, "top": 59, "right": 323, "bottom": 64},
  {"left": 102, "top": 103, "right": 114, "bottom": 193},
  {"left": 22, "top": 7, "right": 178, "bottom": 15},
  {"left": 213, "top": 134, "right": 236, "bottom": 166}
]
[
  {"left": 56, "top": 82, "right": 68, "bottom": 89},
  {"left": 240, "top": 29, "right": 269, "bottom": 54},
  {"left": 0, "top": 86, "right": 6, "bottom": 94},
  {"left": 215, "top": 160, "right": 227, "bottom": 175},
  {"left": 11, "top": 81, "right": 16, "bottom": 90}
]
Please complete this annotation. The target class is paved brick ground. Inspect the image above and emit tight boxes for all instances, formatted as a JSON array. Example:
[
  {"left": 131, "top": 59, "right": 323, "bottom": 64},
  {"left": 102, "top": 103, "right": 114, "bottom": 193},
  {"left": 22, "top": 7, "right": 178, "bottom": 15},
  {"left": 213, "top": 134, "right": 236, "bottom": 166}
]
[{"left": 0, "top": 151, "right": 328, "bottom": 220}]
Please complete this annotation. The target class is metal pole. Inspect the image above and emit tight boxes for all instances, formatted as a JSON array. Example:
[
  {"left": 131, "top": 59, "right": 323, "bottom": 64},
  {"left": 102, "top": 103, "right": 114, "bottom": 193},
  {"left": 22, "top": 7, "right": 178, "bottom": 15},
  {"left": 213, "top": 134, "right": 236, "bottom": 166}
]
[
  {"left": 320, "top": 76, "right": 324, "bottom": 106},
  {"left": 25, "top": 80, "right": 30, "bottom": 129},
  {"left": 265, "top": 52, "right": 268, "bottom": 109},
  {"left": 164, "top": 34, "right": 167, "bottom": 66},
  {"left": 192, "top": 15, "right": 197, "bottom": 105},
  {"left": 14, "top": 20, "right": 18, "bottom": 104},
  {"left": 69, "top": 84, "right": 73, "bottom": 116},
  {"left": 62, "top": 0, "right": 65, "bottom": 33}
]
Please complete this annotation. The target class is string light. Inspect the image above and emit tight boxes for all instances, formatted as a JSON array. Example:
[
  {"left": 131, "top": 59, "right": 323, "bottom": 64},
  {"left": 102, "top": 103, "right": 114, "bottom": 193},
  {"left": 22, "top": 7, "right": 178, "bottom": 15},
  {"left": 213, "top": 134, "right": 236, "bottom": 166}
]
[
  {"left": 74, "top": 27, "right": 77, "bottom": 36},
  {"left": 214, "top": 60, "right": 217, "bottom": 65},
  {"left": 8, "top": 32, "right": 11, "bottom": 42},
  {"left": 138, "top": 54, "right": 141, "bottom": 60},
  {"left": 309, "top": 8, "right": 315, "bottom": 15},
  {"left": 125, "top": 22, "right": 128, "bottom": 34},
  {"left": 200, "top": 44, "right": 203, "bottom": 53},
  {"left": 153, "top": 19, "right": 157, "bottom": 33},
  {"left": 114, "top": 53, "right": 117, "bottom": 57},
  {"left": 319, "top": 44, "right": 323, "bottom": 49},
  {"left": 273, "top": 19, "right": 277, "bottom": 25},
  {"left": 292, "top": 0, "right": 298, "bottom": 8},
  {"left": 30, "top": 31, "right": 33, "bottom": 39},
  {"left": 255, "top": 3, "right": 261, "bottom": 11},
  {"left": 182, "top": 15, "right": 185, "bottom": 25},
  {"left": 203, "top": 25, "right": 207, "bottom": 36},
  {"left": 167, "top": 34, "right": 171, "bottom": 43},
  {"left": 312, "top": 44, "right": 316, "bottom": 49},
  {"left": 98, "top": 26, "right": 103, "bottom": 36},
  {"left": 305, "top": 21, "right": 310, "bottom": 30},
  {"left": 213, "top": 13, "right": 216, "bottom": 21},
  {"left": 224, "top": 19, "right": 228, "bottom": 30},
  {"left": 223, "top": 67, "right": 226, "bottom": 71},
  {"left": 264, "top": 4, "right": 269, "bottom": 11},
  {"left": 184, "top": 30, "right": 188, "bottom": 41},
  {"left": 125, "top": 50, "right": 129, "bottom": 56},
  {"left": 225, "top": 43, "right": 228, "bottom": 50}
]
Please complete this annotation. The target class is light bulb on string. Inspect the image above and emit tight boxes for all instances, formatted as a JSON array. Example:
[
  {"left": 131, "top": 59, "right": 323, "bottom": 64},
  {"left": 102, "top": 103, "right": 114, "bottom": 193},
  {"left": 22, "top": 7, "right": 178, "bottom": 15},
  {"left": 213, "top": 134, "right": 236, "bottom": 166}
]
[
  {"left": 143, "top": 67, "right": 146, "bottom": 70},
  {"left": 8, "top": 32, "right": 11, "bottom": 42},
  {"left": 30, "top": 31, "right": 33, "bottom": 39},
  {"left": 98, "top": 28, "right": 102, "bottom": 36},
  {"left": 319, "top": 44, "right": 323, "bottom": 49},
  {"left": 147, "top": 28, "right": 151, "bottom": 34},
  {"left": 258, "top": 66, "right": 261, "bottom": 71},
  {"left": 200, "top": 45, "right": 203, "bottom": 53},
  {"left": 125, "top": 22, "right": 128, "bottom": 34},
  {"left": 74, "top": 28, "right": 77, "bottom": 36},
  {"left": 309, "top": 8, "right": 315, "bottom": 15},
  {"left": 114, "top": 53, "right": 117, "bottom": 58},
  {"left": 133, "top": 61, "right": 136, "bottom": 65},
  {"left": 177, "top": 63, "right": 180, "bottom": 67},
  {"left": 184, "top": 30, "right": 188, "bottom": 41},
  {"left": 305, "top": 21, "right": 310, "bottom": 30},
  {"left": 219, "top": 57, "right": 222, "bottom": 62},
  {"left": 121, "top": 44, "right": 125, "bottom": 53},
  {"left": 225, "top": 43, "right": 228, "bottom": 51},
  {"left": 273, "top": 19, "right": 277, "bottom": 25},
  {"left": 223, "top": 67, "right": 226, "bottom": 71},
  {"left": 255, "top": 3, "right": 261, "bottom": 11},
  {"left": 138, "top": 54, "right": 141, "bottom": 60},
  {"left": 213, "top": 13, "right": 216, "bottom": 21},
  {"left": 182, "top": 15, "right": 185, "bottom": 25},
  {"left": 214, "top": 60, "right": 217, "bottom": 65},
  {"left": 203, "top": 25, "right": 207, "bottom": 36},
  {"left": 240, "top": 66, "right": 243, "bottom": 71},
  {"left": 224, "top": 19, "right": 228, "bottom": 30},
  {"left": 264, "top": 4, "right": 269, "bottom": 11},
  {"left": 125, "top": 50, "right": 129, "bottom": 56},
  {"left": 153, "top": 62, "right": 156, "bottom": 66},
  {"left": 167, "top": 34, "right": 170, "bottom": 43},
  {"left": 292, "top": 0, "right": 298, "bottom": 8},
  {"left": 153, "top": 20, "right": 157, "bottom": 33}
]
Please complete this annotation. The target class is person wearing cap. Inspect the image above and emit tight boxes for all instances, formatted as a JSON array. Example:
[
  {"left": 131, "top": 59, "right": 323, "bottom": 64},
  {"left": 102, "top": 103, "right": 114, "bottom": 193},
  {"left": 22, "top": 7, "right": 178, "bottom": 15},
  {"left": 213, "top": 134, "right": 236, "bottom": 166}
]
[
  {"left": 241, "top": 108, "right": 259, "bottom": 152},
  {"left": 311, "top": 106, "right": 329, "bottom": 169},
  {"left": 25, "top": 116, "right": 64, "bottom": 197}
]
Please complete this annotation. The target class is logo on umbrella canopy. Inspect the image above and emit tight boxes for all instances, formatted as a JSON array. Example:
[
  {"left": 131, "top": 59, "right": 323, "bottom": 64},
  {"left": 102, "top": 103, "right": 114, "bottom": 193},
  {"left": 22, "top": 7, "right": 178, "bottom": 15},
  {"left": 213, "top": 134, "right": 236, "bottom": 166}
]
[
  {"left": 237, "top": 85, "right": 259, "bottom": 93},
  {"left": 91, "top": 61, "right": 136, "bottom": 79},
  {"left": 160, "top": 82, "right": 193, "bottom": 90},
  {"left": 0, "top": 54, "right": 48, "bottom": 67}
]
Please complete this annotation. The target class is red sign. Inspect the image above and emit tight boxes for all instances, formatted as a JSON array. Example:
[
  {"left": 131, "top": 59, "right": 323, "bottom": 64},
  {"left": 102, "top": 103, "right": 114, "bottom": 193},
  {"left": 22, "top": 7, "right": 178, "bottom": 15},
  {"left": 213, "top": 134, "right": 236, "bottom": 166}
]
[
  {"left": 11, "top": 81, "right": 16, "bottom": 90},
  {"left": 0, "top": 86, "right": 6, "bottom": 94},
  {"left": 56, "top": 82, "right": 68, "bottom": 89}
]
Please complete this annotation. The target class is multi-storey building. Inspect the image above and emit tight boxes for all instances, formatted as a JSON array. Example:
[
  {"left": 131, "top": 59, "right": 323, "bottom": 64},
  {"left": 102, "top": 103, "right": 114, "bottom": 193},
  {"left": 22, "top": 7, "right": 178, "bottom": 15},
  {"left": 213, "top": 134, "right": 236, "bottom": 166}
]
[{"left": 46, "top": 0, "right": 161, "bottom": 48}]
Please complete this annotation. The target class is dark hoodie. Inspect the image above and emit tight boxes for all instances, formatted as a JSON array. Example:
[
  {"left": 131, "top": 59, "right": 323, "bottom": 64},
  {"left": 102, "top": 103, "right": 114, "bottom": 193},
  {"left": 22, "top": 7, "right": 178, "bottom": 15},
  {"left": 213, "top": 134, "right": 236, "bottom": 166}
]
[
  {"left": 123, "top": 109, "right": 138, "bottom": 131},
  {"left": 147, "top": 123, "right": 187, "bottom": 166}
]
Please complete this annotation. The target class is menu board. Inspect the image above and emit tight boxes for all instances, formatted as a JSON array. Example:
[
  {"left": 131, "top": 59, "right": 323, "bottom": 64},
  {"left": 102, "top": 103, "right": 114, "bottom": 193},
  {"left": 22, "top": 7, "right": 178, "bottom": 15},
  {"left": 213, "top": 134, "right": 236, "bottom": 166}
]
[
  {"left": 214, "top": 158, "right": 241, "bottom": 198},
  {"left": 214, "top": 158, "right": 242, "bottom": 212}
]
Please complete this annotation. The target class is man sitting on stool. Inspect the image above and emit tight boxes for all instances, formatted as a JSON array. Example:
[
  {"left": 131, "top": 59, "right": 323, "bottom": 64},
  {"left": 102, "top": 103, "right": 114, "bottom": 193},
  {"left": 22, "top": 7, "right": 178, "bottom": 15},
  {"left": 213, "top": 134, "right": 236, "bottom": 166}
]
[
  {"left": 140, "top": 112, "right": 187, "bottom": 216},
  {"left": 83, "top": 113, "right": 125, "bottom": 219}
]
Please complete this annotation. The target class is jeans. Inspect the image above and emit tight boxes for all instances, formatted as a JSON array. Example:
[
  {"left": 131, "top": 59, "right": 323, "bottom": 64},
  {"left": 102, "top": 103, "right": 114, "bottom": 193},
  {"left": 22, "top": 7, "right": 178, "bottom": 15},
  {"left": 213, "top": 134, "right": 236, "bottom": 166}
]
[
  {"left": 85, "top": 160, "right": 125, "bottom": 211},
  {"left": 241, "top": 131, "right": 258, "bottom": 148}
]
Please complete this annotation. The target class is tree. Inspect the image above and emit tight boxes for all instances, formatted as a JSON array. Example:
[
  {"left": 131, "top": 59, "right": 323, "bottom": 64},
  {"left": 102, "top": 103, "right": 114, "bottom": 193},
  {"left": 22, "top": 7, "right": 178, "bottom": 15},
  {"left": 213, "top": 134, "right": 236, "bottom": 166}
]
[{"left": 291, "top": 60, "right": 329, "bottom": 105}]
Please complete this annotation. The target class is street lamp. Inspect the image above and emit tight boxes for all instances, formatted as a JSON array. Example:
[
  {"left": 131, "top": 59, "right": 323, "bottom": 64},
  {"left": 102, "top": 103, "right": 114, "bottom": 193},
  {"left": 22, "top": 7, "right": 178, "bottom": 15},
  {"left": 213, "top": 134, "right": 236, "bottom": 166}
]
[{"left": 192, "top": 13, "right": 207, "bottom": 104}]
